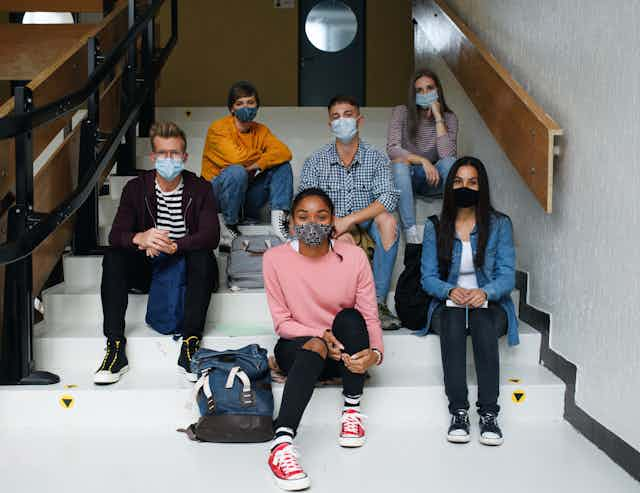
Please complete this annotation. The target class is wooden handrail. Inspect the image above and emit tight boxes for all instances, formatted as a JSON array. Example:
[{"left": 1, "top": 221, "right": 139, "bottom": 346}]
[
  {"left": 0, "top": 1, "right": 109, "bottom": 13},
  {"left": 414, "top": 0, "right": 563, "bottom": 213}
]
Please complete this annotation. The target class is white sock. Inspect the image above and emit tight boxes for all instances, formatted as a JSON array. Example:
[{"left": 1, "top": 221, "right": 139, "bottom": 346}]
[
  {"left": 405, "top": 225, "right": 420, "bottom": 244},
  {"left": 271, "top": 426, "right": 294, "bottom": 450}
]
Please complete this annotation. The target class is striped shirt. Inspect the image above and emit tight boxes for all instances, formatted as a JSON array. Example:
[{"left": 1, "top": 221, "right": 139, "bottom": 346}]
[
  {"left": 386, "top": 105, "right": 458, "bottom": 163},
  {"left": 155, "top": 180, "right": 186, "bottom": 240},
  {"left": 299, "top": 140, "right": 399, "bottom": 218}
]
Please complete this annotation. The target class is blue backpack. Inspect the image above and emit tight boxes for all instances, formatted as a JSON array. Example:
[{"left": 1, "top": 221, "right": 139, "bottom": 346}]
[
  {"left": 145, "top": 254, "right": 186, "bottom": 335},
  {"left": 181, "top": 344, "right": 274, "bottom": 443}
]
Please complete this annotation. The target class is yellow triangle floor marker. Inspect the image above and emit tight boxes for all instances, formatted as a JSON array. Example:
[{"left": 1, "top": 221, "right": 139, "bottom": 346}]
[
  {"left": 59, "top": 395, "right": 75, "bottom": 410},
  {"left": 511, "top": 390, "right": 526, "bottom": 404}
]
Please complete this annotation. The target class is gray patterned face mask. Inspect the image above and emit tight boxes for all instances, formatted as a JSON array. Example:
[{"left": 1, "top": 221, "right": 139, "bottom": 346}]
[{"left": 294, "top": 222, "right": 333, "bottom": 247}]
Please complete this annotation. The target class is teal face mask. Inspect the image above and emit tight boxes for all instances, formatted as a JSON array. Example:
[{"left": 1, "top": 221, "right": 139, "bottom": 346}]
[
  {"left": 234, "top": 106, "right": 258, "bottom": 123},
  {"left": 155, "top": 157, "right": 184, "bottom": 181},
  {"left": 416, "top": 90, "right": 438, "bottom": 108}
]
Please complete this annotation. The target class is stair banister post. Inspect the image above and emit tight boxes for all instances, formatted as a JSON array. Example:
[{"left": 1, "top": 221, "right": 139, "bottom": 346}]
[
  {"left": 0, "top": 86, "right": 59, "bottom": 385},
  {"left": 139, "top": 0, "right": 156, "bottom": 138}
]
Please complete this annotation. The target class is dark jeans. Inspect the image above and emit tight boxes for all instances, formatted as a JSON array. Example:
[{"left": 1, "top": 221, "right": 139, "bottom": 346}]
[
  {"left": 431, "top": 303, "right": 508, "bottom": 415},
  {"left": 101, "top": 248, "right": 218, "bottom": 340},
  {"left": 274, "top": 308, "right": 370, "bottom": 433}
]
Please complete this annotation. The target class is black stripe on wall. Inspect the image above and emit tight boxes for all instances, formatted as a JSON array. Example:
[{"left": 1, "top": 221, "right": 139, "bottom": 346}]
[{"left": 516, "top": 270, "right": 640, "bottom": 482}]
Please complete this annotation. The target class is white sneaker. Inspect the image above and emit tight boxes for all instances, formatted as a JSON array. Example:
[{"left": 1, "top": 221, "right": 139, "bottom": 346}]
[
  {"left": 271, "top": 210, "right": 289, "bottom": 242},
  {"left": 405, "top": 225, "right": 421, "bottom": 244}
]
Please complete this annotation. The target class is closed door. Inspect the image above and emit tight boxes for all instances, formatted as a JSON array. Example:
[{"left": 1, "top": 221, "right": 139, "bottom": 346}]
[{"left": 299, "top": 0, "right": 365, "bottom": 106}]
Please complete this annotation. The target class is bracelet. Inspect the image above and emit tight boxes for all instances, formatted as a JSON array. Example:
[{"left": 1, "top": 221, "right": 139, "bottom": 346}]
[{"left": 371, "top": 348, "right": 383, "bottom": 365}]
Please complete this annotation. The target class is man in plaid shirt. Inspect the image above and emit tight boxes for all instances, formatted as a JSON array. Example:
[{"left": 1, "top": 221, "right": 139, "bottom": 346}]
[{"left": 299, "top": 95, "right": 401, "bottom": 330}]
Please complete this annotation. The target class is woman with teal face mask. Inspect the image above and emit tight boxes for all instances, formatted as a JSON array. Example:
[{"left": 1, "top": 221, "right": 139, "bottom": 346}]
[{"left": 387, "top": 68, "right": 459, "bottom": 244}]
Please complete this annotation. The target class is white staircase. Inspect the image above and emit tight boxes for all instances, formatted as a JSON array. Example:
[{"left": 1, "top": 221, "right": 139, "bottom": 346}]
[{"left": 1, "top": 108, "right": 636, "bottom": 493}]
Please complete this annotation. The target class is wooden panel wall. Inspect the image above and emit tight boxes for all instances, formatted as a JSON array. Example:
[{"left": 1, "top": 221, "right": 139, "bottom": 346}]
[{"left": 414, "top": 0, "right": 562, "bottom": 212}]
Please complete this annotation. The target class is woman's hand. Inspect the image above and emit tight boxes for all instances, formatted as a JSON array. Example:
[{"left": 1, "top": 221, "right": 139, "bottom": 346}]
[
  {"left": 421, "top": 159, "right": 440, "bottom": 186},
  {"left": 466, "top": 289, "right": 487, "bottom": 308},
  {"left": 342, "top": 349, "right": 377, "bottom": 374},
  {"left": 323, "top": 330, "right": 344, "bottom": 361},
  {"left": 449, "top": 287, "right": 470, "bottom": 306},
  {"left": 431, "top": 100, "right": 443, "bottom": 120}
]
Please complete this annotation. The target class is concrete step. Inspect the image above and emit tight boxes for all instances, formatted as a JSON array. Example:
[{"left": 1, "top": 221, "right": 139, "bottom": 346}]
[
  {"left": 2, "top": 422, "right": 637, "bottom": 493},
  {"left": 0, "top": 362, "right": 563, "bottom": 430},
  {"left": 33, "top": 321, "right": 541, "bottom": 372}
]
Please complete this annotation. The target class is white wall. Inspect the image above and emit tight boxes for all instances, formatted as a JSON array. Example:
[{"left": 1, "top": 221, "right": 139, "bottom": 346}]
[{"left": 415, "top": 0, "right": 640, "bottom": 450}]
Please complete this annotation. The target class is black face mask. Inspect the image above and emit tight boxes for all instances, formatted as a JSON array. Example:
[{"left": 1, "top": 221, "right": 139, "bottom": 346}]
[{"left": 454, "top": 187, "right": 479, "bottom": 208}]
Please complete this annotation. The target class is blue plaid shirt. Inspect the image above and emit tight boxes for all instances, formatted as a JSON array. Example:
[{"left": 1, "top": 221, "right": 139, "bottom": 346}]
[{"left": 299, "top": 140, "right": 399, "bottom": 218}]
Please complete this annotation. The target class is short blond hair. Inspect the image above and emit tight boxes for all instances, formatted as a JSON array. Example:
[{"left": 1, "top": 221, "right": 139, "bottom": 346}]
[{"left": 149, "top": 121, "right": 187, "bottom": 152}]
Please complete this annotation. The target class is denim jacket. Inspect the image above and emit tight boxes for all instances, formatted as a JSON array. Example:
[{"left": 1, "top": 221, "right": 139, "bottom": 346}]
[{"left": 417, "top": 213, "right": 519, "bottom": 346}]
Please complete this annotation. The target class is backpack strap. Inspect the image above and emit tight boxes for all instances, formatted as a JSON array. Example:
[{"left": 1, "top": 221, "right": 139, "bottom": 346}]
[
  {"left": 427, "top": 215, "right": 449, "bottom": 281},
  {"left": 225, "top": 366, "right": 256, "bottom": 407},
  {"left": 193, "top": 369, "right": 216, "bottom": 413}
]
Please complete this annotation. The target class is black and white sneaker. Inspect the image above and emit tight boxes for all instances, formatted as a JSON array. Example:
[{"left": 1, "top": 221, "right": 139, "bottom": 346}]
[
  {"left": 271, "top": 210, "right": 289, "bottom": 242},
  {"left": 178, "top": 336, "right": 201, "bottom": 382},
  {"left": 218, "top": 214, "right": 240, "bottom": 253},
  {"left": 94, "top": 338, "right": 128, "bottom": 385},
  {"left": 479, "top": 412, "right": 504, "bottom": 446},
  {"left": 447, "top": 409, "right": 471, "bottom": 443}
]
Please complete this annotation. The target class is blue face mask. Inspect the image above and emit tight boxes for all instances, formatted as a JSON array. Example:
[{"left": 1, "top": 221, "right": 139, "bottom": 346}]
[
  {"left": 155, "top": 157, "right": 184, "bottom": 181},
  {"left": 331, "top": 117, "right": 358, "bottom": 143},
  {"left": 416, "top": 90, "right": 438, "bottom": 108},
  {"left": 234, "top": 106, "right": 258, "bottom": 123}
]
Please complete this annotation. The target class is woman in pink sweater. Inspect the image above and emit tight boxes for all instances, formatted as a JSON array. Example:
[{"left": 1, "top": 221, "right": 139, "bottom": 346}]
[{"left": 263, "top": 188, "right": 383, "bottom": 491}]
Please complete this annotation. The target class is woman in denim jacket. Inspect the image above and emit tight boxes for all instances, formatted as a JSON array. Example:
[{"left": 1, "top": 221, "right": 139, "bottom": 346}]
[{"left": 419, "top": 156, "right": 517, "bottom": 446}]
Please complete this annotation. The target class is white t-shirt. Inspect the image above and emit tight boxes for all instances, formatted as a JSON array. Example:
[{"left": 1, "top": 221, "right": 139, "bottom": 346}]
[{"left": 456, "top": 240, "right": 478, "bottom": 289}]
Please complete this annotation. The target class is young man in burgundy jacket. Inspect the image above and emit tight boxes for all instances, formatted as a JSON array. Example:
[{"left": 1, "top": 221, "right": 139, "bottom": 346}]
[{"left": 95, "top": 122, "right": 220, "bottom": 385}]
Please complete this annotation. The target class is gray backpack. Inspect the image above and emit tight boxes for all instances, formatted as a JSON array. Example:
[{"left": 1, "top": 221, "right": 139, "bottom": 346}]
[{"left": 226, "top": 235, "right": 282, "bottom": 290}]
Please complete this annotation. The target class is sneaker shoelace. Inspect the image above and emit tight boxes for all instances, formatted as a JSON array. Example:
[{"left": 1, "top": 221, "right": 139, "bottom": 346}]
[
  {"left": 98, "top": 340, "right": 121, "bottom": 372},
  {"left": 452, "top": 411, "right": 469, "bottom": 427},
  {"left": 273, "top": 445, "right": 304, "bottom": 476},
  {"left": 341, "top": 411, "right": 367, "bottom": 435},
  {"left": 480, "top": 413, "right": 499, "bottom": 431},
  {"left": 183, "top": 336, "right": 200, "bottom": 362}
]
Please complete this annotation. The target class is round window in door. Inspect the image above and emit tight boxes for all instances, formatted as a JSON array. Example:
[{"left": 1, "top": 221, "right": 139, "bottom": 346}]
[{"left": 305, "top": 0, "right": 358, "bottom": 53}]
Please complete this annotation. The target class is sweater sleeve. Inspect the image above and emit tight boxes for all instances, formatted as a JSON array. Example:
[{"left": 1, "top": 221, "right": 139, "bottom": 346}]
[
  {"left": 263, "top": 250, "right": 324, "bottom": 339},
  {"left": 175, "top": 184, "right": 220, "bottom": 252},
  {"left": 108, "top": 180, "right": 139, "bottom": 249},
  {"left": 481, "top": 216, "right": 516, "bottom": 301},
  {"left": 353, "top": 249, "right": 384, "bottom": 356},
  {"left": 386, "top": 105, "right": 411, "bottom": 162},
  {"left": 436, "top": 112, "right": 458, "bottom": 159},
  {"left": 254, "top": 127, "right": 293, "bottom": 171}
]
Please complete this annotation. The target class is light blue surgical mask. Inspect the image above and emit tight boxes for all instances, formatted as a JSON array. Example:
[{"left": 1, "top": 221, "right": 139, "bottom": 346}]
[
  {"left": 234, "top": 106, "right": 258, "bottom": 123},
  {"left": 155, "top": 157, "right": 184, "bottom": 181},
  {"left": 330, "top": 117, "right": 358, "bottom": 143},
  {"left": 416, "top": 90, "right": 438, "bottom": 108}
]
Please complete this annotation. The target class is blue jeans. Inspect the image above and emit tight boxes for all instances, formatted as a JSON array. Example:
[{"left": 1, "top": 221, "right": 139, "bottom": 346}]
[
  {"left": 359, "top": 218, "right": 399, "bottom": 303},
  {"left": 211, "top": 162, "right": 293, "bottom": 225},
  {"left": 392, "top": 156, "right": 456, "bottom": 230}
]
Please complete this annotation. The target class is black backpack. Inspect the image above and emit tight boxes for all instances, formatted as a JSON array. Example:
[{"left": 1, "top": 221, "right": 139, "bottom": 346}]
[{"left": 394, "top": 215, "right": 447, "bottom": 330}]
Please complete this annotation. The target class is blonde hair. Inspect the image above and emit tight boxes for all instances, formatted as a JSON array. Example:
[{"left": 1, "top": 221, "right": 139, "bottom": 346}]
[{"left": 149, "top": 121, "right": 187, "bottom": 152}]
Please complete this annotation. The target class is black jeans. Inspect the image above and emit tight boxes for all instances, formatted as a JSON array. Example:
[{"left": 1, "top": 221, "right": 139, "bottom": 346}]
[
  {"left": 431, "top": 303, "right": 507, "bottom": 415},
  {"left": 274, "top": 308, "right": 370, "bottom": 433},
  {"left": 101, "top": 248, "right": 218, "bottom": 340}
]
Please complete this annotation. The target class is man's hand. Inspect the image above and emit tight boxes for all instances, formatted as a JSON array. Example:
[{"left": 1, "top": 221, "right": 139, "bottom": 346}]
[
  {"left": 332, "top": 215, "right": 354, "bottom": 238},
  {"left": 323, "top": 330, "right": 344, "bottom": 361},
  {"left": 133, "top": 228, "right": 175, "bottom": 254},
  {"left": 342, "top": 349, "right": 377, "bottom": 374}
]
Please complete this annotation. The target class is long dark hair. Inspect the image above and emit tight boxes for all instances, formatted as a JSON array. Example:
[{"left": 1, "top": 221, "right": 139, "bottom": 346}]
[
  {"left": 438, "top": 156, "right": 499, "bottom": 270},
  {"left": 407, "top": 68, "right": 451, "bottom": 144},
  {"left": 290, "top": 188, "right": 342, "bottom": 261}
]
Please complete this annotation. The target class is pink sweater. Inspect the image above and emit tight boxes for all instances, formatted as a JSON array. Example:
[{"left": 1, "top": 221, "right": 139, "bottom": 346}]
[{"left": 262, "top": 241, "right": 384, "bottom": 355}]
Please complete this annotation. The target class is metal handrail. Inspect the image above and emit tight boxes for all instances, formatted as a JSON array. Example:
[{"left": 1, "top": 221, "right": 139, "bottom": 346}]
[
  {"left": 0, "top": 0, "right": 177, "bottom": 265},
  {"left": 0, "top": 0, "right": 168, "bottom": 139}
]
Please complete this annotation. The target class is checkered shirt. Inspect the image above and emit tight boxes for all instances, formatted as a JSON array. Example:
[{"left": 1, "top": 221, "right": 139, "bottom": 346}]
[{"left": 299, "top": 140, "right": 399, "bottom": 218}]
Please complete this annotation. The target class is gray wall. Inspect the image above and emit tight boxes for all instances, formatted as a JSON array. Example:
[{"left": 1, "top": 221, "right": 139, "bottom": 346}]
[{"left": 415, "top": 0, "right": 640, "bottom": 450}]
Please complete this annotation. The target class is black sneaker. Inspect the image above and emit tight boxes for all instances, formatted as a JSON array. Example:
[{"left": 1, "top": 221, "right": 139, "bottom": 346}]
[
  {"left": 479, "top": 412, "right": 504, "bottom": 446},
  {"left": 94, "top": 338, "right": 128, "bottom": 385},
  {"left": 447, "top": 409, "right": 471, "bottom": 443},
  {"left": 178, "top": 336, "right": 201, "bottom": 382}
]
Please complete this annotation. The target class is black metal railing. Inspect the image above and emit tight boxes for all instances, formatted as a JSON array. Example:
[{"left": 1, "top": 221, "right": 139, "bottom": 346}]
[{"left": 0, "top": 0, "right": 178, "bottom": 385}]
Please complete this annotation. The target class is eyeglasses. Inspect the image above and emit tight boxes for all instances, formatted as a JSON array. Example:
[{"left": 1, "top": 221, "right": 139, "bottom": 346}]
[{"left": 152, "top": 151, "right": 185, "bottom": 159}]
